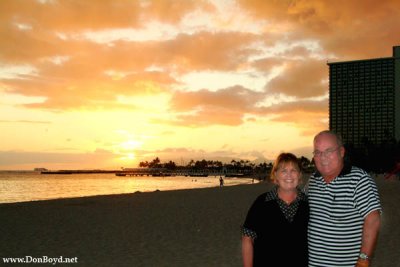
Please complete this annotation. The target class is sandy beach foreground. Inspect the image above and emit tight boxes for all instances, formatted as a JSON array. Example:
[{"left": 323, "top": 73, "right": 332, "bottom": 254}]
[{"left": 1, "top": 176, "right": 399, "bottom": 267}]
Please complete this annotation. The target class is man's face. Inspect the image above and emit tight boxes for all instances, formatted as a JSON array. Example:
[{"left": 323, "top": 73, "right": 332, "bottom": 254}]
[{"left": 313, "top": 133, "right": 345, "bottom": 179}]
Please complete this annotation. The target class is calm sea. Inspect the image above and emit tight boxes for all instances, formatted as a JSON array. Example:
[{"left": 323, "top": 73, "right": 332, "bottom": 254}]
[{"left": 0, "top": 171, "right": 256, "bottom": 204}]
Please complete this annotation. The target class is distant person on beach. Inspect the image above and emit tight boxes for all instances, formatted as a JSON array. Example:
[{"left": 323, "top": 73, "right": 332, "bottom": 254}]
[
  {"left": 308, "top": 130, "right": 381, "bottom": 267},
  {"left": 219, "top": 176, "right": 224, "bottom": 187},
  {"left": 241, "top": 153, "right": 309, "bottom": 267}
]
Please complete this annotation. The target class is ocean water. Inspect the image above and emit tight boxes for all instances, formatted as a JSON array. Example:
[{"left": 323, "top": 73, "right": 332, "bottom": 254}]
[{"left": 0, "top": 171, "right": 256, "bottom": 204}]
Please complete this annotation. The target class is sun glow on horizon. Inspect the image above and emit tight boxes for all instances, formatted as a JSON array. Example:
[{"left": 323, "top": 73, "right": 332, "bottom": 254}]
[{"left": 118, "top": 152, "right": 136, "bottom": 162}]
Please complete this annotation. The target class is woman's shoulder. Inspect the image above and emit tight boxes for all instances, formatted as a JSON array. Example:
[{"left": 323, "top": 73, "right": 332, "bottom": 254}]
[{"left": 255, "top": 188, "right": 277, "bottom": 203}]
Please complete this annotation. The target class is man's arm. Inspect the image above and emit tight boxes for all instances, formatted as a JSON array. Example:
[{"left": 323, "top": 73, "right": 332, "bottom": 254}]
[
  {"left": 356, "top": 210, "right": 381, "bottom": 267},
  {"left": 242, "top": 235, "right": 254, "bottom": 267}
]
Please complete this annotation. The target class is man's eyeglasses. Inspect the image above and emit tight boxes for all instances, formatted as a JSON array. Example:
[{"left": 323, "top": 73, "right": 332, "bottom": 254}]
[{"left": 313, "top": 147, "right": 340, "bottom": 158}]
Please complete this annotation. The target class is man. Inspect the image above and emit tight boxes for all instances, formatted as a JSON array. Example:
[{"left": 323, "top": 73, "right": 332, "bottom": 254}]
[{"left": 308, "top": 130, "right": 381, "bottom": 267}]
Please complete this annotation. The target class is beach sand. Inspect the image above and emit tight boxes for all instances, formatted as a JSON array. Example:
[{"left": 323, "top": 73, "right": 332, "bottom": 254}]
[{"left": 0, "top": 176, "right": 399, "bottom": 267}]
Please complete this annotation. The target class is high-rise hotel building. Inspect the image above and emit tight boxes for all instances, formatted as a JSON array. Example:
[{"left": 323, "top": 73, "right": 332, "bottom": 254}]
[{"left": 327, "top": 46, "right": 400, "bottom": 147}]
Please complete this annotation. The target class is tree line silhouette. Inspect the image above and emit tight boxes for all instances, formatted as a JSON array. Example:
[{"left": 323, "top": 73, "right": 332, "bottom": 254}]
[{"left": 138, "top": 156, "right": 314, "bottom": 177}]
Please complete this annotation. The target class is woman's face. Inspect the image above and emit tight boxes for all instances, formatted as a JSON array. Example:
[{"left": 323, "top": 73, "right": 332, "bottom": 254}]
[{"left": 274, "top": 162, "right": 300, "bottom": 191}]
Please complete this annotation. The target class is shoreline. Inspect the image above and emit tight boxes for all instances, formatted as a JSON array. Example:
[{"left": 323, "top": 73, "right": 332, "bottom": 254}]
[
  {"left": 0, "top": 174, "right": 260, "bottom": 204},
  {"left": 0, "top": 181, "right": 261, "bottom": 206},
  {"left": 0, "top": 178, "right": 398, "bottom": 266}
]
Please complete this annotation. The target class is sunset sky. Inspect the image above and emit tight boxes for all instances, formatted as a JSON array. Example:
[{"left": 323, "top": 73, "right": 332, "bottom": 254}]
[{"left": 1, "top": 0, "right": 399, "bottom": 170}]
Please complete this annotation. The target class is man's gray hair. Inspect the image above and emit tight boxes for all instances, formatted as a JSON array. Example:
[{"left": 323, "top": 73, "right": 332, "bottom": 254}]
[{"left": 314, "top": 130, "right": 344, "bottom": 147}]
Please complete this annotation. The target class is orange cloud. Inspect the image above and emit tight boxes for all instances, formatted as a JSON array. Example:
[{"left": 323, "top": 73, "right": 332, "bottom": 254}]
[
  {"left": 168, "top": 86, "right": 263, "bottom": 126},
  {"left": 267, "top": 59, "right": 327, "bottom": 97},
  {"left": 238, "top": 0, "right": 400, "bottom": 59},
  {"left": 167, "top": 85, "right": 328, "bottom": 127},
  {"left": 1, "top": 0, "right": 399, "bottom": 129}
]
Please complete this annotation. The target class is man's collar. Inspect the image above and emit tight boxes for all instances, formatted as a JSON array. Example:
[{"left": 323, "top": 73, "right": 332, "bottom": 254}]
[{"left": 338, "top": 161, "right": 352, "bottom": 176}]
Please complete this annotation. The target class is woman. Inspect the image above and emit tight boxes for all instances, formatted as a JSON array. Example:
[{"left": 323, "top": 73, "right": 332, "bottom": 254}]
[{"left": 241, "top": 153, "right": 309, "bottom": 267}]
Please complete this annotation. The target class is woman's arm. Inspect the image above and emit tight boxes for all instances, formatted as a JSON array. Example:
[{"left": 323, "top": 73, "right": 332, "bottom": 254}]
[{"left": 242, "top": 235, "right": 254, "bottom": 267}]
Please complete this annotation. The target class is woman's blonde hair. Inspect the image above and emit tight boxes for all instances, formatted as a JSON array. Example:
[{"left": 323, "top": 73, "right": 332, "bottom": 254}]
[{"left": 270, "top": 153, "right": 301, "bottom": 181}]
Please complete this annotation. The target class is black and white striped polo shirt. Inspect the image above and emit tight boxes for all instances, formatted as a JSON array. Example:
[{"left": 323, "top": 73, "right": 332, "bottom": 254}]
[{"left": 308, "top": 164, "right": 381, "bottom": 267}]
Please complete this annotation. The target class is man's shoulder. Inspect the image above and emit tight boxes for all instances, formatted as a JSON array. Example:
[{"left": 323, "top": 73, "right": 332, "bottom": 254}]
[
  {"left": 338, "top": 162, "right": 370, "bottom": 178},
  {"left": 346, "top": 165, "right": 369, "bottom": 177},
  {"left": 340, "top": 166, "right": 376, "bottom": 188}
]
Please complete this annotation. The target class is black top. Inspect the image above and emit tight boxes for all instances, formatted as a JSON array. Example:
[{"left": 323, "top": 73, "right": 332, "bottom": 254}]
[{"left": 242, "top": 187, "right": 309, "bottom": 267}]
